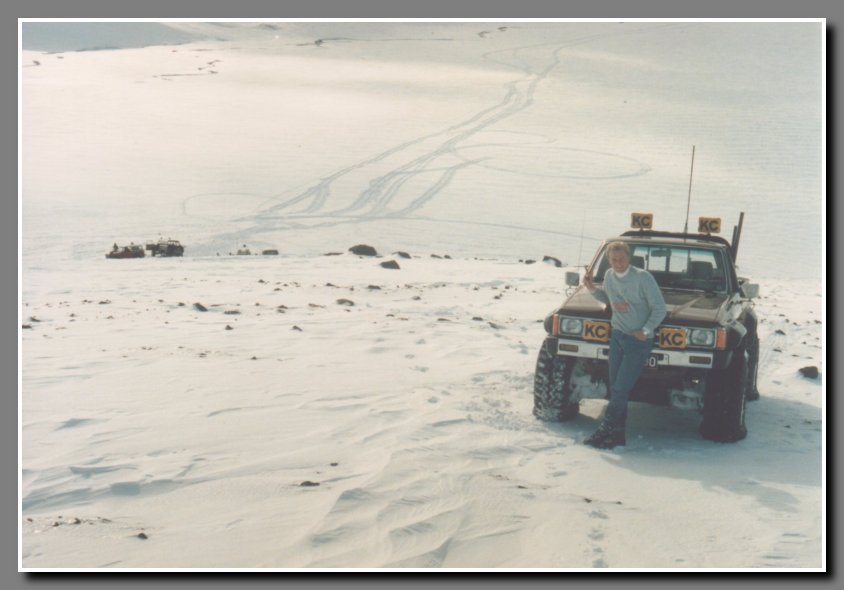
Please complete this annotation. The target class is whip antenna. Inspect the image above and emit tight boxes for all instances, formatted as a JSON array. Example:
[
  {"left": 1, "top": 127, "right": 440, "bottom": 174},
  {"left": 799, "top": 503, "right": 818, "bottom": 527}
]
[{"left": 683, "top": 145, "right": 696, "bottom": 234}]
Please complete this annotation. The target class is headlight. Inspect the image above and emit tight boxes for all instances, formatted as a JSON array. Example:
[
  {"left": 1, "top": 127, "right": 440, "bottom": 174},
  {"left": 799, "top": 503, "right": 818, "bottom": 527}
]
[
  {"left": 560, "top": 318, "right": 583, "bottom": 335},
  {"left": 689, "top": 328, "right": 715, "bottom": 347}
]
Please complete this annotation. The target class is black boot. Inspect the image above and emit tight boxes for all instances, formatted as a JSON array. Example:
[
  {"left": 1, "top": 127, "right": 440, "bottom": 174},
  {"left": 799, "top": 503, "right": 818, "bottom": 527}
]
[{"left": 584, "top": 426, "right": 626, "bottom": 449}]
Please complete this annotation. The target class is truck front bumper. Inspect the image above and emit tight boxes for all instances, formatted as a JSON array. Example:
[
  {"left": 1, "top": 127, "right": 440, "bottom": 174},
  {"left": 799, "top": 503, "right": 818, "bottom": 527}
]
[{"left": 551, "top": 337, "right": 715, "bottom": 370}]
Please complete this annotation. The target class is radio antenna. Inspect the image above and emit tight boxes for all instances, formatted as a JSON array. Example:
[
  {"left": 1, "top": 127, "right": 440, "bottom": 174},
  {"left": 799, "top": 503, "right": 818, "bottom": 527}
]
[
  {"left": 683, "top": 145, "right": 696, "bottom": 234},
  {"left": 576, "top": 210, "right": 585, "bottom": 268}
]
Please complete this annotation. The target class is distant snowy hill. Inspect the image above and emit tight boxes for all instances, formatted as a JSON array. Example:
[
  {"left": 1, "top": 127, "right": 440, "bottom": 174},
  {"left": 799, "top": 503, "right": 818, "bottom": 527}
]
[{"left": 20, "top": 22, "right": 204, "bottom": 52}]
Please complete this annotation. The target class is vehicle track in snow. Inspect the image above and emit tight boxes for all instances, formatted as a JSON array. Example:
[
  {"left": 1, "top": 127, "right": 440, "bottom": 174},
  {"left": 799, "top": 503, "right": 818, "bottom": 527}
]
[{"left": 191, "top": 23, "right": 681, "bottom": 250}]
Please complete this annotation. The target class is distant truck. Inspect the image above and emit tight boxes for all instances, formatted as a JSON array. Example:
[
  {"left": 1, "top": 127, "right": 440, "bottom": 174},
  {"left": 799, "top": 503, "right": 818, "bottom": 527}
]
[
  {"left": 534, "top": 213, "right": 760, "bottom": 442},
  {"left": 106, "top": 243, "right": 145, "bottom": 259},
  {"left": 146, "top": 239, "right": 184, "bottom": 257}
]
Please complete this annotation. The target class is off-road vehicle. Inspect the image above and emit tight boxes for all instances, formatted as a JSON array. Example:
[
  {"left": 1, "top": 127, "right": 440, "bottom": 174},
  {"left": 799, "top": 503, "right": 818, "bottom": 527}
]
[{"left": 534, "top": 213, "right": 760, "bottom": 442}]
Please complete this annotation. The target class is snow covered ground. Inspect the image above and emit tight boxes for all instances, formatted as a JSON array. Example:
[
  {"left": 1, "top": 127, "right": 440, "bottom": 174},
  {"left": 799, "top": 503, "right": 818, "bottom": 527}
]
[{"left": 19, "top": 20, "right": 825, "bottom": 570}]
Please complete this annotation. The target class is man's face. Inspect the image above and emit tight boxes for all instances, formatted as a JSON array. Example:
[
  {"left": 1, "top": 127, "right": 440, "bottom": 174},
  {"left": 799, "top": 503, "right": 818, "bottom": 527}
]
[{"left": 609, "top": 249, "right": 630, "bottom": 273}]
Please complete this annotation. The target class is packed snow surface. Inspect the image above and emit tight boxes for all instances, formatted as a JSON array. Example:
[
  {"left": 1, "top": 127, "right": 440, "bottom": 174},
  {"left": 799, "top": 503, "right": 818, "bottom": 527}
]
[{"left": 20, "top": 21, "right": 824, "bottom": 570}]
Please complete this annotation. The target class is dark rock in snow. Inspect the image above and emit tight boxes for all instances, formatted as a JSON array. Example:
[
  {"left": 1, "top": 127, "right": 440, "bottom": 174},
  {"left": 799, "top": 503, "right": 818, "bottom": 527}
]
[
  {"left": 224, "top": 310, "right": 241, "bottom": 315},
  {"left": 430, "top": 254, "right": 443, "bottom": 259},
  {"left": 323, "top": 252, "right": 343, "bottom": 256},
  {"left": 336, "top": 298, "right": 355, "bottom": 306},
  {"left": 349, "top": 244, "right": 378, "bottom": 256},
  {"left": 292, "top": 325, "right": 303, "bottom": 331},
  {"left": 193, "top": 303, "right": 208, "bottom": 312},
  {"left": 776, "top": 329, "right": 786, "bottom": 335},
  {"left": 367, "top": 285, "right": 382, "bottom": 290},
  {"left": 380, "top": 260, "right": 401, "bottom": 270},
  {"left": 799, "top": 366, "right": 820, "bottom": 379},
  {"left": 299, "top": 480, "right": 320, "bottom": 487},
  {"left": 225, "top": 325, "right": 234, "bottom": 331},
  {"left": 137, "top": 532, "right": 148, "bottom": 540},
  {"left": 395, "top": 251, "right": 412, "bottom": 259},
  {"left": 524, "top": 259, "right": 536, "bottom": 265},
  {"left": 543, "top": 255, "right": 563, "bottom": 267}
]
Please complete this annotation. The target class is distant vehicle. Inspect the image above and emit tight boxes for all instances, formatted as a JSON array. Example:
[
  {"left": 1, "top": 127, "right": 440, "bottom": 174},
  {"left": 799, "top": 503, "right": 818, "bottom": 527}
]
[
  {"left": 534, "top": 212, "right": 760, "bottom": 443},
  {"left": 146, "top": 238, "right": 184, "bottom": 257},
  {"left": 262, "top": 249, "right": 279, "bottom": 255},
  {"left": 106, "top": 243, "right": 145, "bottom": 259}
]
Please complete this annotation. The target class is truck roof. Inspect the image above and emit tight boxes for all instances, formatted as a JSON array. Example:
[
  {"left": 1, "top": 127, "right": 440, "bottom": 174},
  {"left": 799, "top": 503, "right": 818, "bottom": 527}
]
[{"left": 615, "top": 230, "right": 732, "bottom": 250}]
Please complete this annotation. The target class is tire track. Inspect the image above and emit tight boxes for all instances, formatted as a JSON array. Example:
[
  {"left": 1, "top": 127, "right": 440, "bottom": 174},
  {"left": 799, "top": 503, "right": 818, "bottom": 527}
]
[{"left": 191, "top": 23, "right": 685, "bottom": 248}]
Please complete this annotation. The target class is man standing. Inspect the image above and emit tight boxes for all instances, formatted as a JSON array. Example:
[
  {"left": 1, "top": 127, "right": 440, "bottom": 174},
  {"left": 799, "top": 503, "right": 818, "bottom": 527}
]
[{"left": 582, "top": 241, "right": 667, "bottom": 449}]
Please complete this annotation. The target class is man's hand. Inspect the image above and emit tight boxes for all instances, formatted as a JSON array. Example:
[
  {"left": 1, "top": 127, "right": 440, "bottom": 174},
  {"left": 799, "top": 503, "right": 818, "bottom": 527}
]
[
  {"left": 582, "top": 270, "right": 595, "bottom": 292},
  {"left": 631, "top": 329, "right": 648, "bottom": 341}
]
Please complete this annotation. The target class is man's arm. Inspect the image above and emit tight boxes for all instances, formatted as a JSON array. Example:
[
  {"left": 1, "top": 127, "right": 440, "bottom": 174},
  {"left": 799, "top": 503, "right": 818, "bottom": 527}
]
[
  {"left": 640, "top": 272, "right": 667, "bottom": 336},
  {"left": 583, "top": 269, "right": 610, "bottom": 304}
]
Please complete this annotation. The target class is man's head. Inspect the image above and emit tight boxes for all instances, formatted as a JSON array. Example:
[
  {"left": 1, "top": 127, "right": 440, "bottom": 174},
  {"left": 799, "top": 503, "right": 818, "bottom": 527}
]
[{"left": 606, "top": 241, "right": 631, "bottom": 274}]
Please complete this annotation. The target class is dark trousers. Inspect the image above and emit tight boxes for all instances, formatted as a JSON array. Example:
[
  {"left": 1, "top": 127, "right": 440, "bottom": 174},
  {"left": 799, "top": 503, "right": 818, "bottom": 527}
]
[{"left": 603, "top": 330, "right": 654, "bottom": 431}]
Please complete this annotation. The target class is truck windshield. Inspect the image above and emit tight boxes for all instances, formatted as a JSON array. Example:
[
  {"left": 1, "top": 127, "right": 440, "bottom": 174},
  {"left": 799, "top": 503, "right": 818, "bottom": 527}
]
[{"left": 593, "top": 244, "right": 728, "bottom": 293}]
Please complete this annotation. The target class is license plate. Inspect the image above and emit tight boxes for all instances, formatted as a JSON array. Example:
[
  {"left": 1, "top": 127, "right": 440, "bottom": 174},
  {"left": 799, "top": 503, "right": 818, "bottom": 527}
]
[
  {"left": 645, "top": 353, "right": 665, "bottom": 368},
  {"left": 583, "top": 320, "right": 610, "bottom": 342},
  {"left": 658, "top": 327, "right": 687, "bottom": 349}
]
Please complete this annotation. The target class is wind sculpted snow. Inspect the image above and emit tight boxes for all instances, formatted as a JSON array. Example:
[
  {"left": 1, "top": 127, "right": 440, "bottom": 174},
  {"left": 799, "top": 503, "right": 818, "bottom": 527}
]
[{"left": 20, "top": 20, "right": 824, "bottom": 570}]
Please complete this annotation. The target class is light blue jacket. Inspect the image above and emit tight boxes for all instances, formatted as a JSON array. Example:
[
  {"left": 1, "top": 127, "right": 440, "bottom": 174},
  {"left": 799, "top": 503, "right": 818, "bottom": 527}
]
[{"left": 590, "top": 266, "right": 667, "bottom": 336}]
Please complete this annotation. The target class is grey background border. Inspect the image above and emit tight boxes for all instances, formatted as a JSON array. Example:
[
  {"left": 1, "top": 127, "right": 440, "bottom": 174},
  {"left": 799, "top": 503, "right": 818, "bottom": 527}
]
[{"left": 8, "top": 0, "right": 837, "bottom": 587}]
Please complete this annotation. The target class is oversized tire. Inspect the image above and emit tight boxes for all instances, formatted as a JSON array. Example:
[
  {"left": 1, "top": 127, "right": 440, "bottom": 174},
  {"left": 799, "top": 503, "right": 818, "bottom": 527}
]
[
  {"left": 700, "top": 343, "right": 748, "bottom": 442},
  {"left": 746, "top": 329, "right": 761, "bottom": 401},
  {"left": 533, "top": 343, "right": 579, "bottom": 422}
]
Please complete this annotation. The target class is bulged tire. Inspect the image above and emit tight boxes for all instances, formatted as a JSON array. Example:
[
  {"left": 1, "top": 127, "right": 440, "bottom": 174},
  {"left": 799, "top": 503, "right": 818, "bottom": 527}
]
[
  {"left": 533, "top": 343, "right": 579, "bottom": 422},
  {"left": 746, "top": 329, "right": 761, "bottom": 401},
  {"left": 700, "top": 343, "right": 748, "bottom": 442}
]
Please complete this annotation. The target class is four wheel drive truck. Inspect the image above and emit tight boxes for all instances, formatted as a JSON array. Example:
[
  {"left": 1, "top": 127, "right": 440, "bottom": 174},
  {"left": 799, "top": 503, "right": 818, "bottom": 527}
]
[{"left": 534, "top": 213, "right": 761, "bottom": 443}]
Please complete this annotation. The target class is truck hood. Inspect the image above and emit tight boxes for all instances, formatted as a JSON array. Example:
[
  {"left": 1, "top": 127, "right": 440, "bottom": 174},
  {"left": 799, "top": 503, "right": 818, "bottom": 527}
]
[{"left": 559, "top": 287, "right": 729, "bottom": 324}]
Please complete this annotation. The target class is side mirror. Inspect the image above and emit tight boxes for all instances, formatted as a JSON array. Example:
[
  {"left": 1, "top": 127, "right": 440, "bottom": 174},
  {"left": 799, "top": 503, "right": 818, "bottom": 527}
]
[
  {"left": 565, "top": 271, "right": 580, "bottom": 287},
  {"left": 741, "top": 283, "right": 759, "bottom": 299}
]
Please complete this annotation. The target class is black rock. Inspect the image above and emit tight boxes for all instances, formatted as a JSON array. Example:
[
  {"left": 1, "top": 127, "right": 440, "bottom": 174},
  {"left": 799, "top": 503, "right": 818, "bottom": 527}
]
[
  {"left": 137, "top": 532, "right": 148, "bottom": 540},
  {"left": 395, "top": 251, "right": 412, "bottom": 259},
  {"left": 799, "top": 366, "right": 820, "bottom": 379},
  {"left": 336, "top": 298, "right": 355, "bottom": 306},
  {"left": 193, "top": 303, "right": 208, "bottom": 312},
  {"left": 225, "top": 325, "right": 234, "bottom": 331},
  {"left": 292, "top": 325, "right": 303, "bottom": 331},
  {"left": 299, "top": 480, "right": 320, "bottom": 487},
  {"left": 380, "top": 260, "right": 401, "bottom": 270},
  {"left": 542, "top": 255, "right": 563, "bottom": 267},
  {"left": 349, "top": 244, "right": 378, "bottom": 256}
]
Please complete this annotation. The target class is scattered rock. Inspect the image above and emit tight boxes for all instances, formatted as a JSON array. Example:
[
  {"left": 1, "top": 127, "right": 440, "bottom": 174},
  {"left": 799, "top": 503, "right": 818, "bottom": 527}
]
[
  {"left": 292, "top": 325, "right": 303, "bottom": 331},
  {"left": 542, "top": 256, "right": 563, "bottom": 267},
  {"left": 225, "top": 325, "right": 234, "bottom": 331},
  {"left": 380, "top": 260, "right": 401, "bottom": 270},
  {"left": 395, "top": 251, "right": 412, "bottom": 259},
  {"left": 431, "top": 254, "right": 443, "bottom": 259},
  {"left": 99, "top": 300, "right": 111, "bottom": 305},
  {"left": 323, "top": 252, "right": 343, "bottom": 256},
  {"left": 799, "top": 366, "right": 819, "bottom": 379},
  {"left": 299, "top": 480, "right": 320, "bottom": 487},
  {"left": 330, "top": 462, "right": 339, "bottom": 467},
  {"left": 193, "top": 303, "right": 208, "bottom": 312},
  {"left": 336, "top": 298, "right": 355, "bottom": 306},
  {"left": 524, "top": 259, "right": 536, "bottom": 265},
  {"left": 776, "top": 329, "right": 786, "bottom": 335},
  {"left": 22, "top": 324, "right": 32, "bottom": 329},
  {"left": 367, "top": 285, "right": 382, "bottom": 290},
  {"left": 137, "top": 532, "right": 148, "bottom": 540},
  {"left": 224, "top": 310, "right": 241, "bottom": 315},
  {"left": 349, "top": 244, "right": 378, "bottom": 256},
  {"left": 472, "top": 316, "right": 484, "bottom": 321}
]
